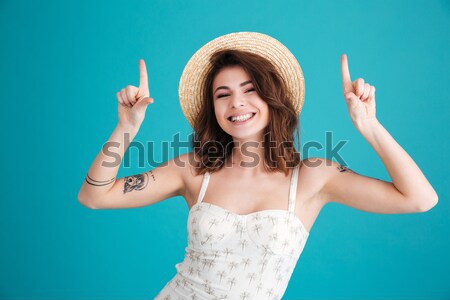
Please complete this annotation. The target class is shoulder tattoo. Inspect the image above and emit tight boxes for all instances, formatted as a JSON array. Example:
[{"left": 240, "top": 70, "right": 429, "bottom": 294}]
[
  {"left": 337, "top": 165, "right": 358, "bottom": 174},
  {"left": 337, "top": 165, "right": 382, "bottom": 181}
]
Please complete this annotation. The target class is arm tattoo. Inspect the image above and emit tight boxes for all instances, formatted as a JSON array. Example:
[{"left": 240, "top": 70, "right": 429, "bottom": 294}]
[
  {"left": 337, "top": 165, "right": 382, "bottom": 181},
  {"left": 123, "top": 170, "right": 155, "bottom": 194},
  {"left": 85, "top": 174, "right": 116, "bottom": 186},
  {"left": 148, "top": 170, "right": 156, "bottom": 181},
  {"left": 337, "top": 165, "right": 358, "bottom": 174}
]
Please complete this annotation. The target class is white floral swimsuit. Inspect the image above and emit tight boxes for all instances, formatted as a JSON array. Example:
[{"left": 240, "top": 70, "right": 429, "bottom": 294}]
[{"left": 154, "top": 164, "right": 309, "bottom": 300}]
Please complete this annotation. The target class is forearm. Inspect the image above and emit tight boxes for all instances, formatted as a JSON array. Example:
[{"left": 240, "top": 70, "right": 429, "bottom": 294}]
[
  {"left": 356, "top": 118, "right": 438, "bottom": 205},
  {"left": 78, "top": 123, "right": 139, "bottom": 203}
]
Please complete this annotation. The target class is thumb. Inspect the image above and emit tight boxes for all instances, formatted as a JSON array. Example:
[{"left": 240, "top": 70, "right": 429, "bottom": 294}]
[
  {"left": 133, "top": 96, "right": 154, "bottom": 112},
  {"left": 344, "top": 92, "right": 359, "bottom": 106}
]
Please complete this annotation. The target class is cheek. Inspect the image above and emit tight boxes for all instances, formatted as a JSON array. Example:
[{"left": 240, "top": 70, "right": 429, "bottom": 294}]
[
  {"left": 258, "top": 102, "right": 270, "bottom": 118},
  {"left": 213, "top": 103, "right": 226, "bottom": 123}
]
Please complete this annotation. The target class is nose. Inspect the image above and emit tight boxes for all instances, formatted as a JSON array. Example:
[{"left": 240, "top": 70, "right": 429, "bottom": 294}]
[{"left": 230, "top": 92, "right": 247, "bottom": 108}]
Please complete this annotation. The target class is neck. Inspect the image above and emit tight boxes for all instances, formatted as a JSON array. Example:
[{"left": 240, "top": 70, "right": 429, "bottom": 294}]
[{"left": 227, "top": 136, "right": 267, "bottom": 175}]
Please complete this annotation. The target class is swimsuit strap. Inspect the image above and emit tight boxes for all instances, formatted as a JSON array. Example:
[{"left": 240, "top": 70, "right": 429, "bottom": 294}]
[
  {"left": 196, "top": 171, "right": 211, "bottom": 204},
  {"left": 288, "top": 164, "right": 300, "bottom": 213}
]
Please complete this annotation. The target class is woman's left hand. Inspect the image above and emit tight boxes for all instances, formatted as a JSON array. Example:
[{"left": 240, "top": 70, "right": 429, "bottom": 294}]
[{"left": 340, "top": 54, "right": 377, "bottom": 128}]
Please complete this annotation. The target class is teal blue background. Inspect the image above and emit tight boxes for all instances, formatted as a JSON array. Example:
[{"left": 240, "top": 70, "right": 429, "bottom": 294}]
[{"left": 1, "top": 0, "right": 449, "bottom": 299}]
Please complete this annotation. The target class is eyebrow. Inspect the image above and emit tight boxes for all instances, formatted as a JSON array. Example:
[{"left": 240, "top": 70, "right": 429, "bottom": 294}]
[{"left": 214, "top": 80, "right": 253, "bottom": 94}]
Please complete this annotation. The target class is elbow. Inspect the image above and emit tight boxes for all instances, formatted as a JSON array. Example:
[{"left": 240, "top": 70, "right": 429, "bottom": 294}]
[
  {"left": 78, "top": 190, "right": 98, "bottom": 209},
  {"left": 79, "top": 200, "right": 98, "bottom": 210},
  {"left": 414, "top": 193, "right": 439, "bottom": 212}
]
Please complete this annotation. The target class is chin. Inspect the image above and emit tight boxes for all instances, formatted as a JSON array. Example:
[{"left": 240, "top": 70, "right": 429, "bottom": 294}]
[{"left": 225, "top": 127, "right": 267, "bottom": 142}]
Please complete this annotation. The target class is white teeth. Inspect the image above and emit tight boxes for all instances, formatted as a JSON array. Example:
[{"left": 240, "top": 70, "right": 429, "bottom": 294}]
[{"left": 231, "top": 113, "right": 253, "bottom": 122}]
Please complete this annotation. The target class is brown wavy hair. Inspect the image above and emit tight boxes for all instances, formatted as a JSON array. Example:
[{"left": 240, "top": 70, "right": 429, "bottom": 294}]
[{"left": 190, "top": 49, "right": 302, "bottom": 176}]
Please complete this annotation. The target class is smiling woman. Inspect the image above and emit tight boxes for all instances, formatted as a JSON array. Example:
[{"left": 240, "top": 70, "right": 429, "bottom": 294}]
[
  {"left": 77, "top": 31, "right": 438, "bottom": 300},
  {"left": 193, "top": 49, "right": 301, "bottom": 175}
]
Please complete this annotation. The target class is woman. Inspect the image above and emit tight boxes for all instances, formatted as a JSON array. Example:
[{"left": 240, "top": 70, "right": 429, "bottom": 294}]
[{"left": 78, "top": 32, "right": 438, "bottom": 300}]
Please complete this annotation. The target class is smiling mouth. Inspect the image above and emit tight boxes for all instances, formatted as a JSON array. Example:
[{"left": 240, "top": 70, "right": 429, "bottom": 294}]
[{"left": 227, "top": 113, "right": 256, "bottom": 123}]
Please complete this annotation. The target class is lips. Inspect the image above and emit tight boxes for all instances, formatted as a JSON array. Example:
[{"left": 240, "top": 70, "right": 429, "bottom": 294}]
[
  {"left": 227, "top": 112, "right": 256, "bottom": 119},
  {"left": 228, "top": 112, "right": 256, "bottom": 124}
]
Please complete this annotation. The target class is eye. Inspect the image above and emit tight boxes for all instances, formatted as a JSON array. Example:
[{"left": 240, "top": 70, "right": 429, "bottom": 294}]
[{"left": 216, "top": 88, "right": 254, "bottom": 99}]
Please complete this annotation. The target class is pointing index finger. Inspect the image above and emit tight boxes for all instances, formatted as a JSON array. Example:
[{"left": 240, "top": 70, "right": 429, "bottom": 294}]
[
  {"left": 139, "top": 59, "right": 149, "bottom": 93},
  {"left": 340, "top": 54, "right": 352, "bottom": 87}
]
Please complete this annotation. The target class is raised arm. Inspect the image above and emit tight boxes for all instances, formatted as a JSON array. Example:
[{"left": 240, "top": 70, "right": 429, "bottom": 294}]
[
  {"left": 315, "top": 55, "right": 438, "bottom": 214},
  {"left": 77, "top": 59, "right": 185, "bottom": 209}
]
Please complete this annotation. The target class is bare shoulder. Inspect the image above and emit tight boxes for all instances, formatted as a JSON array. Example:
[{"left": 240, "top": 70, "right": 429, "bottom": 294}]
[
  {"left": 299, "top": 157, "right": 344, "bottom": 180},
  {"left": 286, "top": 157, "right": 335, "bottom": 232},
  {"left": 172, "top": 152, "right": 204, "bottom": 203},
  {"left": 173, "top": 151, "right": 201, "bottom": 178},
  {"left": 298, "top": 157, "right": 337, "bottom": 207},
  {"left": 298, "top": 157, "right": 332, "bottom": 182},
  {"left": 304, "top": 156, "right": 363, "bottom": 188}
]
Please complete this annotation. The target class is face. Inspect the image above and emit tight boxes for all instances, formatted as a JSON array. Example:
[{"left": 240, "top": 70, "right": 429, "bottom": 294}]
[{"left": 212, "top": 65, "right": 270, "bottom": 142}]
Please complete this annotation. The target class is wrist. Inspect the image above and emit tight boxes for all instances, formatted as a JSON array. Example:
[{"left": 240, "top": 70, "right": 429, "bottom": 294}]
[
  {"left": 116, "top": 122, "right": 139, "bottom": 134},
  {"left": 353, "top": 117, "right": 380, "bottom": 133}
]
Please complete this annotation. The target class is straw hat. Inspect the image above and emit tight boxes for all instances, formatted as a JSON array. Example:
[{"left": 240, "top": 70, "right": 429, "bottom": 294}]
[{"left": 178, "top": 32, "right": 305, "bottom": 128}]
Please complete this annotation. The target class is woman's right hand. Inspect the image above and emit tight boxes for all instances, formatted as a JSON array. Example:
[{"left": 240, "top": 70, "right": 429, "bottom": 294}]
[{"left": 116, "top": 59, "right": 154, "bottom": 130}]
